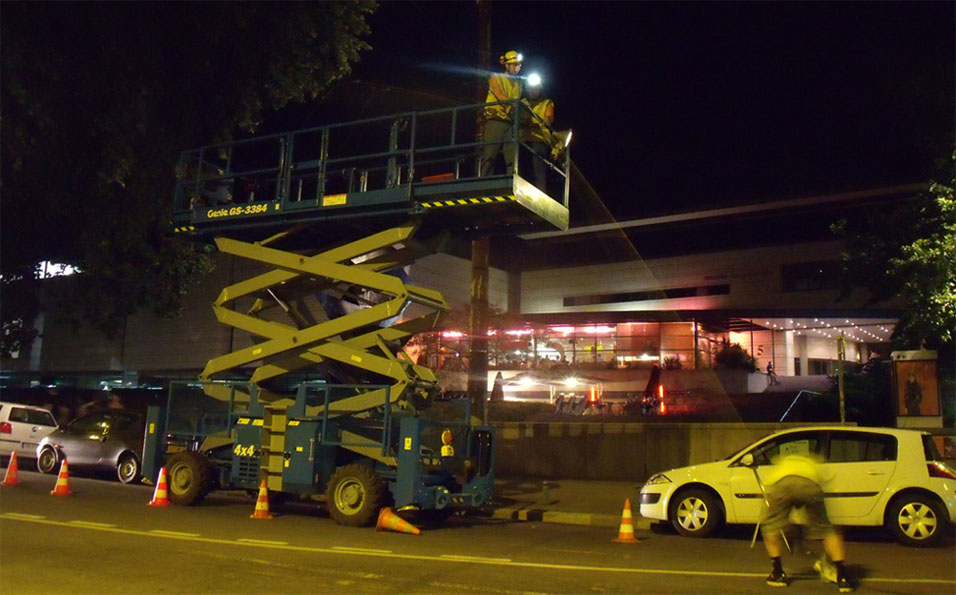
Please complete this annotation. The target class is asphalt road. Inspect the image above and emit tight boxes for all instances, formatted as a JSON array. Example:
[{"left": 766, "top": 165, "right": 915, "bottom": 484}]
[{"left": 2, "top": 470, "right": 954, "bottom": 594}]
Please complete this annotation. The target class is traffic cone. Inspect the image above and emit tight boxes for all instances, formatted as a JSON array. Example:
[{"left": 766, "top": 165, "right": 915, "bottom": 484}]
[
  {"left": 376, "top": 507, "right": 421, "bottom": 535},
  {"left": 250, "top": 479, "right": 273, "bottom": 519},
  {"left": 147, "top": 467, "right": 171, "bottom": 507},
  {"left": 613, "top": 498, "right": 640, "bottom": 543},
  {"left": 2, "top": 452, "right": 21, "bottom": 486},
  {"left": 50, "top": 459, "right": 73, "bottom": 497}
]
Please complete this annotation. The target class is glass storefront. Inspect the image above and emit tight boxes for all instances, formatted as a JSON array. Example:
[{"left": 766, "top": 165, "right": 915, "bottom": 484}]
[{"left": 416, "top": 321, "right": 727, "bottom": 371}]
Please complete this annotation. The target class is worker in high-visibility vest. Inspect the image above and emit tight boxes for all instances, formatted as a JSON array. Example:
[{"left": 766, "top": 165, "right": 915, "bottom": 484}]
[
  {"left": 520, "top": 74, "right": 555, "bottom": 192},
  {"left": 480, "top": 50, "right": 523, "bottom": 177}
]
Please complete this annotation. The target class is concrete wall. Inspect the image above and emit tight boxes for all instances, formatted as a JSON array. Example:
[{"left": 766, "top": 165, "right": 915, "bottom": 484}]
[
  {"left": 492, "top": 422, "right": 809, "bottom": 481},
  {"left": 410, "top": 252, "right": 509, "bottom": 313},
  {"left": 521, "top": 240, "right": 858, "bottom": 314}
]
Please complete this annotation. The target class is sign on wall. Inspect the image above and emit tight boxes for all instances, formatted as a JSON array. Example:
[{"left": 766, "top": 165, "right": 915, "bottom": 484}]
[{"left": 892, "top": 350, "right": 941, "bottom": 428}]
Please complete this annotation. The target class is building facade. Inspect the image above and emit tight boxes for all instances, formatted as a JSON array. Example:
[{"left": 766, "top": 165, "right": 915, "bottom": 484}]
[{"left": 1, "top": 186, "right": 911, "bottom": 391}]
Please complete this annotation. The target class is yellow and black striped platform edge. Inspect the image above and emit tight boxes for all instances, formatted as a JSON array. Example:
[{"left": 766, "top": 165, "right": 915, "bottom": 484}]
[
  {"left": 173, "top": 225, "right": 197, "bottom": 233},
  {"left": 419, "top": 195, "right": 517, "bottom": 209}
]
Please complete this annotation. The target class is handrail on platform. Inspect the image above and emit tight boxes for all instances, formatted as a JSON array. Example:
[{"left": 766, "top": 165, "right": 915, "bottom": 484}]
[{"left": 173, "top": 99, "right": 570, "bottom": 214}]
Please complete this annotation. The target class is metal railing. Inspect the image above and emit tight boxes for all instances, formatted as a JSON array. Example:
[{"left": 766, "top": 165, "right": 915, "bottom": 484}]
[
  {"left": 173, "top": 99, "right": 571, "bottom": 212},
  {"left": 779, "top": 390, "right": 824, "bottom": 422}
]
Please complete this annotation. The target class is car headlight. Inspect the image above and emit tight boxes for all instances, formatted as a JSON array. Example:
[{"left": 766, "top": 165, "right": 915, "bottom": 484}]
[{"left": 644, "top": 473, "right": 672, "bottom": 486}]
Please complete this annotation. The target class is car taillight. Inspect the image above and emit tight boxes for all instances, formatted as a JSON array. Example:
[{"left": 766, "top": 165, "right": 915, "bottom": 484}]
[
  {"left": 588, "top": 387, "right": 599, "bottom": 403},
  {"left": 0, "top": 422, "right": 11, "bottom": 434},
  {"left": 927, "top": 462, "right": 956, "bottom": 480},
  {"left": 658, "top": 385, "right": 666, "bottom": 414}
]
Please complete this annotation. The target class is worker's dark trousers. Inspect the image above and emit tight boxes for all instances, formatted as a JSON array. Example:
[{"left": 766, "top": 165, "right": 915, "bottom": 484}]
[{"left": 480, "top": 119, "right": 515, "bottom": 177}]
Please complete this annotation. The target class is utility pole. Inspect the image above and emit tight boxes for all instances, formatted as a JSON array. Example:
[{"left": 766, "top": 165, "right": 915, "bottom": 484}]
[{"left": 469, "top": 0, "right": 492, "bottom": 424}]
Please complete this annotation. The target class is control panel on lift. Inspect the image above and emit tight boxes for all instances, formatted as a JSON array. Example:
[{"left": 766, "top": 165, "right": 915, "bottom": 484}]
[{"left": 171, "top": 99, "right": 570, "bottom": 239}]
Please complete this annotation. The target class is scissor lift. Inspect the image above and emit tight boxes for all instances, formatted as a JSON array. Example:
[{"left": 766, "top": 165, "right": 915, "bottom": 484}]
[{"left": 158, "top": 99, "right": 570, "bottom": 520}]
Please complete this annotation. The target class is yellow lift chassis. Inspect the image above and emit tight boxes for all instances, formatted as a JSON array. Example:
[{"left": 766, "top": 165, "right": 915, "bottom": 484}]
[{"left": 160, "top": 101, "right": 571, "bottom": 512}]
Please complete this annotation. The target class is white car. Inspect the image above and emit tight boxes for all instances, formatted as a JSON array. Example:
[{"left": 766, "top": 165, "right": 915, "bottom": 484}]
[
  {"left": 639, "top": 426, "right": 955, "bottom": 547},
  {"left": 0, "top": 402, "right": 58, "bottom": 462}
]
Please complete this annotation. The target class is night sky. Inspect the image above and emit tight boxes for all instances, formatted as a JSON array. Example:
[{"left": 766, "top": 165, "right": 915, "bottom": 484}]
[{"left": 283, "top": 1, "right": 954, "bottom": 222}]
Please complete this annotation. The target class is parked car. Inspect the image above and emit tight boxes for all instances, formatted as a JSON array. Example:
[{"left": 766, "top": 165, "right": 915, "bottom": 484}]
[
  {"left": 0, "top": 401, "right": 58, "bottom": 463},
  {"left": 36, "top": 409, "right": 145, "bottom": 484},
  {"left": 639, "top": 426, "right": 956, "bottom": 547}
]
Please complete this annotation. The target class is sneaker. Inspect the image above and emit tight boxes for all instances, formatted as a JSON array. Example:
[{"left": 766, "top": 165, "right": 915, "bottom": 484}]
[
  {"left": 835, "top": 573, "right": 853, "bottom": 593},
  {"left": 766, "top": 568, "right": 789, "bottom": 587},
  {"left": 815, "top": 559, "right": 853, "bottom": 593}
]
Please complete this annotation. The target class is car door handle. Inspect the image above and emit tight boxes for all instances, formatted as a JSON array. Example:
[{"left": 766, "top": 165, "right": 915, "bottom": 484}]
[{"left": 866, "top": 471, "right": 885, "bottom": 476}]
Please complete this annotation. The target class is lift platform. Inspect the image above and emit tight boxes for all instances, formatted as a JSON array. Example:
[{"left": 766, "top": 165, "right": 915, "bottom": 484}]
[
  {"left": 166, "top": 101, "right": 570, "bottom": 489},
  {"left": 171, "top": 99, "right": 569, "bottom": 241}
]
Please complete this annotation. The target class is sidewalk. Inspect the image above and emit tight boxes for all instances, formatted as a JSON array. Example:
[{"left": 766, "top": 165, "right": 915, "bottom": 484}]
[{"left": 488, "top": 478, "right": 652, "bottom": 530}]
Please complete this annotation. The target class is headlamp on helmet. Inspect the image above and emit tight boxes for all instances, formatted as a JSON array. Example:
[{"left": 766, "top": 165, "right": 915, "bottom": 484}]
[{"left": 500, "top": 50, "right": 523, "bottom": 65}]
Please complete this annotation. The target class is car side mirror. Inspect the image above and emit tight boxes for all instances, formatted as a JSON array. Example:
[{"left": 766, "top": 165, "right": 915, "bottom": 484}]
[{"left": 740, "top": 453, "right": 755, "bottom": 467}]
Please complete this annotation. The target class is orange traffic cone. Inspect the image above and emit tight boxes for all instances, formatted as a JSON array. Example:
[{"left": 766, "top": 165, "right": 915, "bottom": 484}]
[
  {"left": 250, "top": 479, "right": 273, "bottom": 519},
  {"left": 376, "top": 507, "right": 421, "bottom": 535},
  {"left": 613, "top": 498, "right": 640, "bottom": 543},
  {"left": 2, "top": 452, "right": 21, "bottom": 486},
  {"left": 147, "top": 467, "right": 171, "bottom": 507},
  {"left": 50, "top": 459, "right": 73, "bottom": 497}
]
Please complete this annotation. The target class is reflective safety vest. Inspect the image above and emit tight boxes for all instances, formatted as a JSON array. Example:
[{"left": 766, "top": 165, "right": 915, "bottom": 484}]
[
  {"left": 521, "top": 98, "right": 555, "bottom": 144},
  {"left": 484, "top": 72, "right": 522, "bottom": 122}
]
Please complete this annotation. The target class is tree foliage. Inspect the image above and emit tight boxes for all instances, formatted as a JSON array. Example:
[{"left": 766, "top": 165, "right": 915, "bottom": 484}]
[
  {"left": 714, "top": 342, "right": 759, "bottom": 372},
  {"left": 1, "top": 2, "right": 375, "bottom": 357},
  {"left": 832, "top": 150, "right": 956, "bottom": 347}
]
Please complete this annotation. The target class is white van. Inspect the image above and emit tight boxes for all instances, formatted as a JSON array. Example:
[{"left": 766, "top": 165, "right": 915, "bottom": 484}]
[{"left": 0, "top": 402, "right": 58, "bottom": 461}]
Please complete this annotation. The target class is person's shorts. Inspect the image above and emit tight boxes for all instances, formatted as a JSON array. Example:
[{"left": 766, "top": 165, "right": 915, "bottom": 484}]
[{"left": 759, "top": 475, "right": 835, "bottom": 539}]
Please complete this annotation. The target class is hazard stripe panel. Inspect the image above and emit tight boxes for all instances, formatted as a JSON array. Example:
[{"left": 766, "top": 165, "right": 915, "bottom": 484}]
[{"left": 420, "top": 195, "right": 516, "bottom": 209}]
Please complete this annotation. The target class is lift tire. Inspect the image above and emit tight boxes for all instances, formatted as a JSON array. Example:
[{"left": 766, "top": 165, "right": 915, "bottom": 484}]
[
  {"left": 166, "top": 451, "right": 214, "bottom": 506},
  {"left": 326, "top": 463, "right": 386, "bottom": 527},
  {"left": 885, "top": 493, "right": 946, "bottom": 547},
  {"left": 669, "top": 488, "right": 723, "bottom": 537}
]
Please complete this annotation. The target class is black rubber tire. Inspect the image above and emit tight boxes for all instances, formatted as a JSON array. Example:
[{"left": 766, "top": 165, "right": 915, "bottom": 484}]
[
  {"left": 669, "top": 488, "right": 724, "bottom": 537},
  {"left": 326, "top": 463, "right": 386, "bottom": 527},
  {"left": 885, "top": 493, "right": 946, "bottom": 547},
  {"left": 166, "top": 451, "right": 214, "bottom": 506},
  {"left": 116, "top": 452, "right": 141, "bottom": 484},
  {"left": 37, "top": 446, "right": 59, "bottom": 474}
]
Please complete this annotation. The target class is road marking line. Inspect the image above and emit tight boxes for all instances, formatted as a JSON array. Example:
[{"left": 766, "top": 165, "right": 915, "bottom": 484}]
[
  {"left": 238, "top": 538, "right": 288, "bottom": 546},
  {"left": 1, "top": 514, "right": 953, "bottom": 585},
  {"left": 430, "top": 580, "right": 548, "bottom": 595},
  {"left": 150, "top": 529, "right": 201, "bottom": 537},
  {"left": 332, "top": 546, "right": 392, "bottom": 554},
  {"left": 3, "top": 513, "right": 45, "bottom": 520},
  {"left": 441, "top": 554, "right": 513, "bottom": 563},
  {"left": 68, "top": 520, "right": 116, "bottom": 528}
]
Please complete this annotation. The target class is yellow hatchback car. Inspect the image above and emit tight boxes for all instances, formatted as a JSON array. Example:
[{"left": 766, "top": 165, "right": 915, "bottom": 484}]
[{"left": 639, "top": 426, "right": 955, "bottom": 547}]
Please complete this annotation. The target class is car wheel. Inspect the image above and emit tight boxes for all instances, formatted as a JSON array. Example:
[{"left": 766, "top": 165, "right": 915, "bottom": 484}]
[
  {"left": 669, "top": 488, "right": 723, "bottom": 537},
  {"left": 886, "top": 494, "right": 946, "bottom": 547},
  {"left": 326, "top": 463, "right": 386, "bottom": 527},
  {"left": 37, "top": 446, "right": 59, "bottom": 474},
  {"left": 116, "top": 452, "right": 141, "bottom": 484},
  {"left": 166, "top": 451, "right": 214, "bottom": 506}
]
